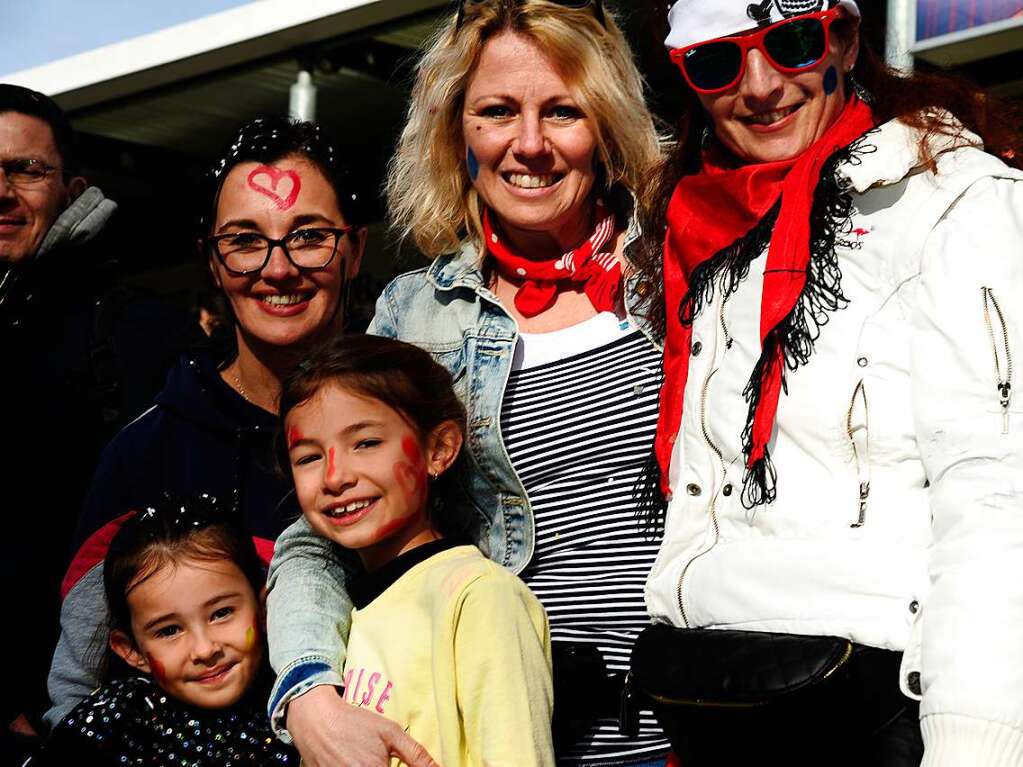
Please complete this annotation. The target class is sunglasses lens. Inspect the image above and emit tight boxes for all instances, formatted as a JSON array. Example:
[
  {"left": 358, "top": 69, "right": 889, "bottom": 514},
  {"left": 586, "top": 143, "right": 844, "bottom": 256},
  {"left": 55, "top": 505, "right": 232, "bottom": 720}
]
[
  {"left": 683, "top": 42, "right": 743, "bottom": 91},
  {"left": 764, "top": 18, "right": 826, "bottom": 69}
]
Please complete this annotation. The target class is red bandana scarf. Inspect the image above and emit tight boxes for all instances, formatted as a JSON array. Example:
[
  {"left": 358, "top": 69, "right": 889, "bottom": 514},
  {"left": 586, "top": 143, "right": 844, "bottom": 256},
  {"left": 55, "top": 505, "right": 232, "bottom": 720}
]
[
  {"left": 483, "top": 201, "right": 623, "bottom": 317},
  {"left": 654, "top": 95, "right": 876, "bottom": 502}
]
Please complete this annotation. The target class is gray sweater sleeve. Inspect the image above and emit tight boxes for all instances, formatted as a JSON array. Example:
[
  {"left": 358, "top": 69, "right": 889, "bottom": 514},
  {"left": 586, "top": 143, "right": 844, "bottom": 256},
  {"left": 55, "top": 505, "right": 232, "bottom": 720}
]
[{"left": 44, "top": 563, "right": 109, "bottom": 730}]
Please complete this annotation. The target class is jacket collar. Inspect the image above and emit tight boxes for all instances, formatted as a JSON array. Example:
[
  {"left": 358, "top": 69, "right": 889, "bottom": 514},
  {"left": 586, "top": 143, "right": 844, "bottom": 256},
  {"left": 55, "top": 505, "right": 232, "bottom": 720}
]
[
  {"left": 427, "top": 241, "right": 487, "bottom": 292},
  {"left": 37, "top": 186, "right": 118, "bottom": 258},
  {"left": 836, "top": 113, "right": 983, "bottom": 194}
]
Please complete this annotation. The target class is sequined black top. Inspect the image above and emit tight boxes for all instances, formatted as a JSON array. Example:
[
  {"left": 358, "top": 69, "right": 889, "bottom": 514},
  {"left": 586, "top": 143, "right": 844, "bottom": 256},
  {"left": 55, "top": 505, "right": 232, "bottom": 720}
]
[{"left": 33, "top": 676, "right": 298, "bottom": 766}]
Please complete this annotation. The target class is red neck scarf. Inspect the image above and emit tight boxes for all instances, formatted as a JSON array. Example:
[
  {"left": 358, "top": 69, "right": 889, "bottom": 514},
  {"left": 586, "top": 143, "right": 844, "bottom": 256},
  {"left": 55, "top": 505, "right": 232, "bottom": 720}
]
[
  {"left": 484, "top": 201, "right": 623, "bottom": 318},
  {"left": 655, "top": 95, "right": 876, "bottom": 503}
]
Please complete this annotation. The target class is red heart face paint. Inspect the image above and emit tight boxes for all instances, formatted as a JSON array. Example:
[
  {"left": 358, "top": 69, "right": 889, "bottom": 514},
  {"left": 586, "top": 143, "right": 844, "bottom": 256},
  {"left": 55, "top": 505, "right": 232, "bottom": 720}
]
[
  {"left": 246, "top": 165, "right": 301, "bottom": 210},
  {"left": 287, "top": 425, "right": 304, "bottom": 451},
  {"left": 208, "top": 156, "right": 348, "bottom": 354}
]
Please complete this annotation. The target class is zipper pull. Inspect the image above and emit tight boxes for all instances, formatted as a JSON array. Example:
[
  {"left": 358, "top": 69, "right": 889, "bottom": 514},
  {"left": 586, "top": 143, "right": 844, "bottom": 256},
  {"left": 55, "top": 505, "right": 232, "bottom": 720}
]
[
  {"left": 1000, "top": 382, "right": 1012, "bottom": 435},
  {"left": 851, "top": 481, "right": 869, "bottom": 529},
  {"left": 619, "top": 671, "right": 641, "bottom": 738}
]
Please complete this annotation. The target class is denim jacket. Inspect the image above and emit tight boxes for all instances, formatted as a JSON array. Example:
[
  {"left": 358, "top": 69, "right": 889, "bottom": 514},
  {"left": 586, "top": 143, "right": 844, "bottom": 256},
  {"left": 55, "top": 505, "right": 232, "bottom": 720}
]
[{"left": 265, "top": 234, "right": 661, "bottom": 736}]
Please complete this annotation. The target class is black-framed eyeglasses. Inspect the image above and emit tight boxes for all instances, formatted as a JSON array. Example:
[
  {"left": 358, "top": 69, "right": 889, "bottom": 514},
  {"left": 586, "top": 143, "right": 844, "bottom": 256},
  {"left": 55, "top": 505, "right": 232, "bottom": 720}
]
[
  {"left": 0, "top": 158, "right": 62, "bottom": 188},
  {"left": 455, "top": 0, "right": 605, "bottom": 31},
  {"left": 204, "top": 226, "right": 355, "bottom": 276}
]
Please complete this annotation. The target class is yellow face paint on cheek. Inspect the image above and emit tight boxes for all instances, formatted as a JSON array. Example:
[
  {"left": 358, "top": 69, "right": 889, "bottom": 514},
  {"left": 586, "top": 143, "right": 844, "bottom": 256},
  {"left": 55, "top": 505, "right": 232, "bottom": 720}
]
[{"left": 245, "top": 625, "right": 257, "bottom": 649}]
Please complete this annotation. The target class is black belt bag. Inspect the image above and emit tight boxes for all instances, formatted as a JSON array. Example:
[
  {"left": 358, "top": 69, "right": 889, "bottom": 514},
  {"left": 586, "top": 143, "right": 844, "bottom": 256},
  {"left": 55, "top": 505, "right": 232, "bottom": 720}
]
[
  {"left": 551, "top": 641, "right": 622, "bottom": 756},
  {"left": 627, "top": 625, "right": 912, "bottom": 765}
]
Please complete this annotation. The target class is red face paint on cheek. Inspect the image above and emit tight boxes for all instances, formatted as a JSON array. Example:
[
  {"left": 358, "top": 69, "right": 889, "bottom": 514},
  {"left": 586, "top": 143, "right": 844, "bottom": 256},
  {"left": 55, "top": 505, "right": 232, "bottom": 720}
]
[
  {"left": 393, "top": 435, "right": 428, "bottom": 507},
  {"left": 246, "top": 165, "right": 301, "bottom": 210},
  {"left": 287, "top": 425, "right": 304, "bottom": 450},
  {"left": 147, "top": 654, "right": 167, "bottom": 685},
  {"left": 327, "top": 447, "right": 336, "bottom": 480}
]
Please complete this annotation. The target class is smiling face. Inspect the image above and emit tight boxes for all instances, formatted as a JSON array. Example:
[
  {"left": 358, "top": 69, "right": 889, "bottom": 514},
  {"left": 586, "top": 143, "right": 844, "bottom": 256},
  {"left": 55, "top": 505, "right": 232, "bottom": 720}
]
[
  {"left": 0, "top": 112, "right": 85, "bottom": 264},
  {"left": 207, "top": 155, "right": 364, "bottom": 352},
  {"left": 462, "top": 30, "right": 600, "bottom": 253},
  {"left": 109, "top": 556, "right": 263, "bottom": 710},
  {"left": 695, "top": 17, "right": 859, "bottom": 164},
  {"left": 287, "top": 382, "right": 461, "bottom": 572}
]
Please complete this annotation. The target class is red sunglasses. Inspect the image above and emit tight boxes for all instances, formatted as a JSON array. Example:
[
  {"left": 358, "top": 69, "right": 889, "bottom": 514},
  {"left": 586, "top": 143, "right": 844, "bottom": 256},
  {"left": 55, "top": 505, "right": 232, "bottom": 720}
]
[{"left": 670, "top": 8, "right": 841, "bottom": 94}]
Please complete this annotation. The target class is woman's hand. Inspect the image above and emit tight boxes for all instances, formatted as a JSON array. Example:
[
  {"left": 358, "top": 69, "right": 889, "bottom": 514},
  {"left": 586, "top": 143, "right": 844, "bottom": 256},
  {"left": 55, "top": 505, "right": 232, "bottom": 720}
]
[{"left": 287, "top": 685, "right": 440, "bottom": 767}]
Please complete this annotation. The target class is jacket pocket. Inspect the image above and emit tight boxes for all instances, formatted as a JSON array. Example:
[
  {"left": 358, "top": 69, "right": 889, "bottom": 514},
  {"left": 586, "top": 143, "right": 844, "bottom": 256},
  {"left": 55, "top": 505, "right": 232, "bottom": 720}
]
[{"left": 982, "top": 287, "right": 1014, "bottom": 434}]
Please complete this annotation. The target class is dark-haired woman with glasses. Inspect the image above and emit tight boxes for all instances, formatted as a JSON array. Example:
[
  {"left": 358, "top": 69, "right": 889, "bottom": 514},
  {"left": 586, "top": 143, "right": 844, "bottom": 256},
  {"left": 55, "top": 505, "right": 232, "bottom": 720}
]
[
  {"left": 634, "top": 0, "right": 1023, "bottom": 763},
  {"left": 44, "top": 116, "right": 367, "bottom": 729},
  {"left": 264, "top": 1, "right": 671, "bottom": 766}
]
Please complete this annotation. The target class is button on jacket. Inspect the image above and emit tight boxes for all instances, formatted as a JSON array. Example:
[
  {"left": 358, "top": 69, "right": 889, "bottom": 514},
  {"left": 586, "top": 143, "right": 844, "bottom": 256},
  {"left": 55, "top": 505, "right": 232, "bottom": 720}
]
[{"left": 645, "top": 117, "right": 1023, "bottom": 765}]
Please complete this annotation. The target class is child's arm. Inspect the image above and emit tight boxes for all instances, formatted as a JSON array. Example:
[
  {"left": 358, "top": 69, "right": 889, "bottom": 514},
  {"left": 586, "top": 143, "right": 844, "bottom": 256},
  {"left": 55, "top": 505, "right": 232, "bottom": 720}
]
[{"left": 454, "top": 573, "right": 555, "bottom": 767}]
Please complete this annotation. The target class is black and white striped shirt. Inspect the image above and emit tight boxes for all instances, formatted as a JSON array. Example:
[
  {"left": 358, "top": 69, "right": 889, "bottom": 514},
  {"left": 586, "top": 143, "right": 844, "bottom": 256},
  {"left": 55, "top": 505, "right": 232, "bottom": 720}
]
[{"left": 501, "top": 314, "right": 668, "bottom": 766}]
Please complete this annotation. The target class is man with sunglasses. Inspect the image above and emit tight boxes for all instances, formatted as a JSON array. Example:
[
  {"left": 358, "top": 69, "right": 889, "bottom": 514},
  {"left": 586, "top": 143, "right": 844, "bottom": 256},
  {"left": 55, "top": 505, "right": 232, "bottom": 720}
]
[
  {"left": 634, "top": 0, "right": 1023, "bottom": 765},
  {"left": 0, "top": 84, "right": 190, "bottom": 763}
]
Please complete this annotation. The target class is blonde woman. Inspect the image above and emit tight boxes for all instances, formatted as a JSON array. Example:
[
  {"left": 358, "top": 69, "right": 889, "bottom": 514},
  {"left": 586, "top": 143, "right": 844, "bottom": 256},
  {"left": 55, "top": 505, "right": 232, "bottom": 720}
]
[{"left": 264, "top": 1, "right": 669, "bottom": 765}]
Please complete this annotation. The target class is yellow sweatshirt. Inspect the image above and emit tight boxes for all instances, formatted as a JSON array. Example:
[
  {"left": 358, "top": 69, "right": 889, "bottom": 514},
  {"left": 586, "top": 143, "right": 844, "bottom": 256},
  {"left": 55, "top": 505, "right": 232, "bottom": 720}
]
[{"left": 341, "top": 542, "right": 555, "bottom": 767}]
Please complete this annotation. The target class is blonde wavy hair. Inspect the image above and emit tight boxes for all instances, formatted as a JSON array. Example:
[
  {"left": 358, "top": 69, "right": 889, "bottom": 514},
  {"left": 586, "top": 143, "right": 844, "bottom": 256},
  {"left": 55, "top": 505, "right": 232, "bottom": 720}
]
[{"left": 386, "top": 0, "right": 661, "bottom": 260}]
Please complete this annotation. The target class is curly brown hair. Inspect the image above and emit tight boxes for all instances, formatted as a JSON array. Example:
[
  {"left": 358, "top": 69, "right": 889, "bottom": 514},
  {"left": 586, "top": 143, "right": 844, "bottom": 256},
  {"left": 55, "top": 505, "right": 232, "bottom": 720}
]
[{"left": 632, "top": 17, "right": 1023, "bottom": 337}]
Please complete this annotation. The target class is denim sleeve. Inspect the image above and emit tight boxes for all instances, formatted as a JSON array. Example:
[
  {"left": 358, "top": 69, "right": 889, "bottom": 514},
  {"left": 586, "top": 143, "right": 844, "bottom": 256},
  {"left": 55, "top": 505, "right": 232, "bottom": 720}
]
[
  {"left": 365, "top": 281, "right": 399, "bottom": 339},
  {"left": 265, "top": 515, "right": 354, "bottom": 741}
]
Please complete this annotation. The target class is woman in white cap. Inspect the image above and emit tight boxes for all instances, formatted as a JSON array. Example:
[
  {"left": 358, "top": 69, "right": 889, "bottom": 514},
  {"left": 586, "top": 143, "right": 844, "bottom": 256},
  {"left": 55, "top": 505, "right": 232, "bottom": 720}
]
[{"left": 636, "top": 0, "right": 1023, "bottom": 764}]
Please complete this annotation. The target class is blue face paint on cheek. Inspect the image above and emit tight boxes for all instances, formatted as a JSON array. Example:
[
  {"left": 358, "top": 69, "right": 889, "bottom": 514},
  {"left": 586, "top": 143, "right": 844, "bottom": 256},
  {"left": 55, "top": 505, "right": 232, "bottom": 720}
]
[
  {"left": 466, "top": 148, "right": 480, "bottom": 181},
  {"left": 823, "top": 66, "right": 839, "bottom": 95}
]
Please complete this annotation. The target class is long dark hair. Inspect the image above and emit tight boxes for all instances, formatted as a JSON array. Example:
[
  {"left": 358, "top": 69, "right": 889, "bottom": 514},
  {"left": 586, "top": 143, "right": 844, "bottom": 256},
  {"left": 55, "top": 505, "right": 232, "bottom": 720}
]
[
  {"left": 633, "top": 14, "right": 1023, "bottom": 337},
  {"left": 278, "top": 334, "right": 473, "bottom": 539}
]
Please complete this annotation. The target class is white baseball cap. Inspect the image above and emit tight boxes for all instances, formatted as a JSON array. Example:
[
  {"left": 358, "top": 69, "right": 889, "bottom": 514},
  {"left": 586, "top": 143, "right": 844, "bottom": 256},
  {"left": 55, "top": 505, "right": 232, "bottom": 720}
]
[{"left": 665, "top": 0, "right": 861, "bottom": 50}]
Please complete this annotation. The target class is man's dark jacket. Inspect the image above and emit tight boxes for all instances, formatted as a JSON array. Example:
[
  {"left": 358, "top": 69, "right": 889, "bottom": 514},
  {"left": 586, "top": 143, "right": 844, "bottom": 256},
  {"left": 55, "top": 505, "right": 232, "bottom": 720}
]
[{"left": 0, "top": 188, "right": 194, "bottom": 731}]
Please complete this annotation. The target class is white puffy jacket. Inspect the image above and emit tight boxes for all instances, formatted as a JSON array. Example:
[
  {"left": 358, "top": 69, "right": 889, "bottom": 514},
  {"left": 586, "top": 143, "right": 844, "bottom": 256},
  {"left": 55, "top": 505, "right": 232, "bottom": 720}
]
[{"left": 646, "top": 116, "right": 1023, "bottom": 765}]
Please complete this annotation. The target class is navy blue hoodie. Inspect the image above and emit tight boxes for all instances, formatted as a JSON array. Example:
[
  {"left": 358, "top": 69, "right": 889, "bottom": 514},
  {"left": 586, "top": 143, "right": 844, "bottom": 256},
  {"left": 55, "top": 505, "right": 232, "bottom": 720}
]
[
  {"left": 72, "top": 348, "right": 298, "bottom": 549},
  {"left": 44, "top": 348, "right": 301, "bottom": 728}
]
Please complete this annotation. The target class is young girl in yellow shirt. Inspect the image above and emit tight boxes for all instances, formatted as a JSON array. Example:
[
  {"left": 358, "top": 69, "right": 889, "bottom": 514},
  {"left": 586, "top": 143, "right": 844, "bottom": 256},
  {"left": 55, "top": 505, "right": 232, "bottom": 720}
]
[{"left": 280, "top": 333, "right": 555, "bottom": 767}]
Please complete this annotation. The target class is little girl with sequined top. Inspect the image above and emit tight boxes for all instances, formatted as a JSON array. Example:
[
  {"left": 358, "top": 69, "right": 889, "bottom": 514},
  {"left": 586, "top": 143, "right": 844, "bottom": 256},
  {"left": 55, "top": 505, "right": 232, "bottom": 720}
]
[{"left": 31, "top": 495, "right": 298, "bottom": 766}]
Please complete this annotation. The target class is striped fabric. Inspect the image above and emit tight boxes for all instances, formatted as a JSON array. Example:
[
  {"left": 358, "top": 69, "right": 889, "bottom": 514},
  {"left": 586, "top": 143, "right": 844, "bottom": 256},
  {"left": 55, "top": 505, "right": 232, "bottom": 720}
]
[
  {"left": 501, "top": 329, "right": 668, "bottom": 766},
  {"left": 563, "top": 212, "right": 617, "bottom": 275}
]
